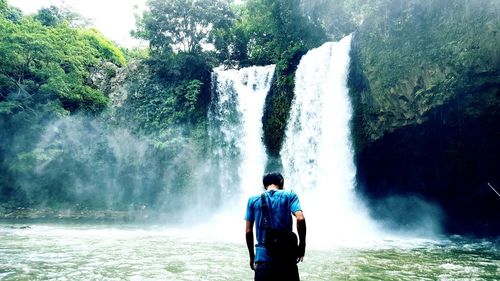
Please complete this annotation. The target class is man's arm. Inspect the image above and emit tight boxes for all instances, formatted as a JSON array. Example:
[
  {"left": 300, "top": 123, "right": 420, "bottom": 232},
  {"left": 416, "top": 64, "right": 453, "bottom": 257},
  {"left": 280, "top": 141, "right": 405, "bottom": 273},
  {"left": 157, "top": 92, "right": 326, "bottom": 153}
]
[
  {"left": 245, "top": 220, "right": 255, "bottom": 270},
  {"left": 294, "top": 210, "right": 306, "bottom": 262}
]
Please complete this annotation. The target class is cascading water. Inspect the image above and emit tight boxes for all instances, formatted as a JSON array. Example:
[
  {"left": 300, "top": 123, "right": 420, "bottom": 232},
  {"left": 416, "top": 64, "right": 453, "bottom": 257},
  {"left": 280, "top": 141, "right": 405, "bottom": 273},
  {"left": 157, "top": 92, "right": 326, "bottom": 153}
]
[
  {"left": 206, "top": 36, "right": 379, "bottom": 245},
  {"left": 281, "top": 35, "right": 380, "bottom": 246},
  {"left": 208, "top": 65, "right": 275, "bottom": 210}
]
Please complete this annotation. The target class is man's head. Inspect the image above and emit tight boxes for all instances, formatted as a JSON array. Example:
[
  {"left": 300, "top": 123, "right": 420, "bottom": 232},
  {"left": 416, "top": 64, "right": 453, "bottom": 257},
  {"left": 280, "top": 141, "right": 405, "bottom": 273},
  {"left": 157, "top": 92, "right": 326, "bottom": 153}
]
[{"left": 263, "top": 172, "right": 284, "bottom": 190}]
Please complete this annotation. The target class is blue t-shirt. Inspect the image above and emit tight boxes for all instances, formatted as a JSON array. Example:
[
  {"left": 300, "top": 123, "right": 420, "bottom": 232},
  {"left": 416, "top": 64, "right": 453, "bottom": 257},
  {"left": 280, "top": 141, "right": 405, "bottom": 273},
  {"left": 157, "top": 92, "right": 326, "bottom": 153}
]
[{"left": 245, "top": 189, "right": 302, "bottom": 262}]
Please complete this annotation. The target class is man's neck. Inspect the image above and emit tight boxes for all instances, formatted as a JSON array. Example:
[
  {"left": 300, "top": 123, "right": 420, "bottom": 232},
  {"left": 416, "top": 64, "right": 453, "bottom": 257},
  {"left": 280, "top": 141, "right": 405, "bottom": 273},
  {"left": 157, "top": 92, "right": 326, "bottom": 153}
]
[{"left": 266, "top": 184, "right": 280, "bottom": 191}]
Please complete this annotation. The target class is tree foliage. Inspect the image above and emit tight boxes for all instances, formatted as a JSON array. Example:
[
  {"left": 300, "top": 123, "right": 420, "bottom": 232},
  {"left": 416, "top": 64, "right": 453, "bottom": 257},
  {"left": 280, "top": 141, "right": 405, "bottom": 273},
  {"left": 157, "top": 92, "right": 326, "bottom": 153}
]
[
  {"left": 0, "top": 11, "right": 125, "bottom": 114},
  {"left": 0, "top": 2, "right": 126, "bottom": 207},
  {"left": 34, "top": 6, "right": 66, "bottom": 26},
  {"left": 126, "top": 0, "right": 234, "bottom": 144},
  {"left": 236, "top": 0, "right": 325, "bottom": 64},
  {"left": 134, "top": 0, "right": 234, "bottom": 55}
]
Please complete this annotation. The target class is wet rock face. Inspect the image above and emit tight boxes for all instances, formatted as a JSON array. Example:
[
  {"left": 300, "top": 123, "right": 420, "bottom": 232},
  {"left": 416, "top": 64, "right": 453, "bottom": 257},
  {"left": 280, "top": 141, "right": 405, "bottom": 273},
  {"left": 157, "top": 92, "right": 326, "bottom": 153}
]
[
  {"left": 349, "top": 1, "right": 499, "bottom": 146},
  {"left": 348, "top": 1, "right": 500, "bottom": 235},
  {"left": 355, "top": 84, "right": 500, "bottom": 236}
]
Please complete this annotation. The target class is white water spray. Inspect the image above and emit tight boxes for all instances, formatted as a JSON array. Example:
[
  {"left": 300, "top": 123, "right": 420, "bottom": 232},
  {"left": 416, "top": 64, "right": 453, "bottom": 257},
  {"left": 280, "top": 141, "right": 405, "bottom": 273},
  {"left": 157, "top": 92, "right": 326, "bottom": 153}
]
[
  {"left": 208, "top": 65, "right": 275, "bottom": 208},
  {"left": 197, "top": 65, "right": 275, "bottom": 242},
  {"left": 281, "top": 35, "right": 380, "bottom": 246},
  {"left": 205, "top": 37, "right": 381, "bottom": 245}
]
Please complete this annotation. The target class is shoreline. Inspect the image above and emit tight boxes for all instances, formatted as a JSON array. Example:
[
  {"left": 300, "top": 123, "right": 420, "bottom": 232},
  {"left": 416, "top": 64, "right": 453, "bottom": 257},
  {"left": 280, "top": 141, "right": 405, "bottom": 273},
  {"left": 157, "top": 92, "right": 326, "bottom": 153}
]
[{"left": 0, "top": 206, "right": 158, "bottom": 224}]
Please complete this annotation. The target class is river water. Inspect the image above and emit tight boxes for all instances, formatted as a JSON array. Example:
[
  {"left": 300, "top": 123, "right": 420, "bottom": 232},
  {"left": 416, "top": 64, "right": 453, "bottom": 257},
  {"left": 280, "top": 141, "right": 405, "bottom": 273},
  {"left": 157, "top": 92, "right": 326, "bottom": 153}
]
[{"left": 0, "top": 222, "right": 498, "bottom": 280}]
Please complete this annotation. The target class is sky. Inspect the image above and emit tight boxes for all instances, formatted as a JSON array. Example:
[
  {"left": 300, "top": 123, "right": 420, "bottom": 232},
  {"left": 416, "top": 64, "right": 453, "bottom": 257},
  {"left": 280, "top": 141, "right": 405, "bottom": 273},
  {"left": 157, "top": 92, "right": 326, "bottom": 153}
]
[{"left": 9, "top": 0, "right": 147, "bottom": 48}]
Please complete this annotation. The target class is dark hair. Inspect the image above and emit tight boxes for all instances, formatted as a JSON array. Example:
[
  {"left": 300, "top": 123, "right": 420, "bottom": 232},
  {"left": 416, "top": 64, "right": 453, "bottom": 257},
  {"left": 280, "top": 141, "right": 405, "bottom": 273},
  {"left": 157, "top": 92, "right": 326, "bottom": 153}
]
[{"left": 263, "top": 172, "right": 284, "bottom": 188}]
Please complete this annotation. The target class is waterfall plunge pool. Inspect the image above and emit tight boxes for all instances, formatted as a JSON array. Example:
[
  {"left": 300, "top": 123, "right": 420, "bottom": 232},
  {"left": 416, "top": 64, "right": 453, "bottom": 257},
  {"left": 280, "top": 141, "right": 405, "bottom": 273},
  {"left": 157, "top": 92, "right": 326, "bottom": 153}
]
[{"left": 1, "top": 223, "right": 498, "bottom": 280}]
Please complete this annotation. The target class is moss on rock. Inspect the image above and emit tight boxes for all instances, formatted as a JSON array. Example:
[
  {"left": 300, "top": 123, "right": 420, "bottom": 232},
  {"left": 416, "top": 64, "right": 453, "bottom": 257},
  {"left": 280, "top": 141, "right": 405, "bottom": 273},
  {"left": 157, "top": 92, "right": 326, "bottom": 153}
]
[
  {"left": 349, "top": 0, "right": 499, "bottom": 150},
  {"left": 262, "top": 45, "right": 307, "bottom": 170}
]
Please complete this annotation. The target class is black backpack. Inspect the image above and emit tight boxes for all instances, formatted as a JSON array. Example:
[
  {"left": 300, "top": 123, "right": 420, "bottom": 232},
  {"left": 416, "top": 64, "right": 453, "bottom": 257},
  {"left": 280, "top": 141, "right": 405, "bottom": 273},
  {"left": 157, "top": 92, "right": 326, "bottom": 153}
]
[{"left": 261, "top": 193, "right": 299, "bottom": 262}]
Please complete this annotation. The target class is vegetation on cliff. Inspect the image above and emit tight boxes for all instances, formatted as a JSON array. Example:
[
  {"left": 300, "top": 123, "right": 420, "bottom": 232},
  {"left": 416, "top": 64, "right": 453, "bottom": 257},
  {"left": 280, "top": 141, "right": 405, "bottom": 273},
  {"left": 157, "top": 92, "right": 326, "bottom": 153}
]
[
  {"left": 349, "top": 0, "right": 499, "bottom": 147},
  {"left": 0, "top": 2, "right": 127, "bottom": 207}
]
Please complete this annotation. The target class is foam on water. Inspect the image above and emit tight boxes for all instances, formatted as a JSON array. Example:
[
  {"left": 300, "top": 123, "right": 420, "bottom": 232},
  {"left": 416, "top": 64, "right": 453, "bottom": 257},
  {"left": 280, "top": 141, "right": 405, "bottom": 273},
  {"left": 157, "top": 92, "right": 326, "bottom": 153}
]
[{"left": 1, "top": 223, "right": 498, "bottom": 281}]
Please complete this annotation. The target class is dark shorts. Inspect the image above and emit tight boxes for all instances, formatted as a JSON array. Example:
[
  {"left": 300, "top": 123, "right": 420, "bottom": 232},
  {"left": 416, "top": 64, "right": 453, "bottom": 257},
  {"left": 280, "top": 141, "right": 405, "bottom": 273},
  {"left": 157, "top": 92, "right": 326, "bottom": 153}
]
[{"left": 254, "top": 261, "right": 300, "bottom": 281}]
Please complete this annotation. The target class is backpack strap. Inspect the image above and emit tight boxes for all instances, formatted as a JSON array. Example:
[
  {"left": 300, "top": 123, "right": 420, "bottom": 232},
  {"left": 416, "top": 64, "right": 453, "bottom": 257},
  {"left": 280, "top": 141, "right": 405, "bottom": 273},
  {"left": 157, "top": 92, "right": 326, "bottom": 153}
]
[{"left": 260, "top": 193, "right": 272, "bottom": 229}]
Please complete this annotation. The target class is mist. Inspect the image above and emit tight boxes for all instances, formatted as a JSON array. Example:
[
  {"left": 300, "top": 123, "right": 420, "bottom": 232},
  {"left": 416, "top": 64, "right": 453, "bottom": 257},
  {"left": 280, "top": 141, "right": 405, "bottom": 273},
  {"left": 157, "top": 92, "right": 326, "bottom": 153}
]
[
  {"left": 0, "top": 112, "right": 222, "bottom": 223},
  {"left": 365, "top": 194, "right": 444, "bottom": 238}
]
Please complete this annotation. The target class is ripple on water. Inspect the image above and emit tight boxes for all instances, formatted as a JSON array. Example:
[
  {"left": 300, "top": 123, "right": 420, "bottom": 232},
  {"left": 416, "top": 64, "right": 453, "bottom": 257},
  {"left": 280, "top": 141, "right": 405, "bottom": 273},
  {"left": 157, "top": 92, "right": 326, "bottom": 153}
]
[{"left": 0, "top": 223, "right": 499, "bottom": 280}]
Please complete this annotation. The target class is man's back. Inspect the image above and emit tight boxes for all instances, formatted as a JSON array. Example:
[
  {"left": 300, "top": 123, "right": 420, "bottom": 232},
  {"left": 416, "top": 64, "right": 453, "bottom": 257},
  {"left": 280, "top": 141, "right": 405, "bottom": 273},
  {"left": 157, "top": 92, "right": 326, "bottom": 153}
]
[
  {"left": 245, "top": 189, "right": 301, "bottom": 262},
  {"left": 245, "top": 172, "right": 306, "bottom": 281}
]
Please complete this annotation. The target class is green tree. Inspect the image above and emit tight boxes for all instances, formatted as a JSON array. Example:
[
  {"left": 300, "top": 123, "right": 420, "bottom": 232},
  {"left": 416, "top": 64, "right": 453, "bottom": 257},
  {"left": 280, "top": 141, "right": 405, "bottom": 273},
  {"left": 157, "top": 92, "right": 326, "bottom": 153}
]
[
  {"left": 301, "top": 0, "right": 356, "bottom": 39},
  {"left": 33, "top": 5, "right": 90, "bottom": 28},
  {"left": 0, "top": 15, "right": 126, "bottom": 112},
  {"left": 134, "top": 0, "right": 234, "bottom": 55},
  {"left": 128, "top": 0, "right": 234, "bottom": 139},
  {"left": 0, "top": 0, "right": 21, "bottom": 22},
  {"left": 79, "top": 28, "right": 126, "bottom": 67},
  {"left": 212, "top": 16, "right": 250, "bottom": 66},
  {"left": 0, "top": 0, "right": 7, "bottom": 13},
  {"left": 33, "top": 6, "right": 65, "bottom": 26},
  {"left": 234, "top": 0, "right": 325, "bottom": 64},
  {"left": 0, "top": 4, "right": 127, "bottom": 207}
]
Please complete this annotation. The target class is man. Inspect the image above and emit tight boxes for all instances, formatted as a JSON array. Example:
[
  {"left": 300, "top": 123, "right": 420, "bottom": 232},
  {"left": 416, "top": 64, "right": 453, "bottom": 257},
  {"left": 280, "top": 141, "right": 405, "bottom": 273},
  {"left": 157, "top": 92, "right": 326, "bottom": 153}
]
[{"left": 245, "top": 172, "right": 306, "bottom": 281}]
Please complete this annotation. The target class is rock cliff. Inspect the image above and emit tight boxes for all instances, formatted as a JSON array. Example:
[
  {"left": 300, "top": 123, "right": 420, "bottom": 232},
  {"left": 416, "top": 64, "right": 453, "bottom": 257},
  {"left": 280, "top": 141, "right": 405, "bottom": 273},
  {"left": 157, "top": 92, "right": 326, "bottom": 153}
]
[{"left": 349, "top": 0, "right": 500, "bottom": 235}]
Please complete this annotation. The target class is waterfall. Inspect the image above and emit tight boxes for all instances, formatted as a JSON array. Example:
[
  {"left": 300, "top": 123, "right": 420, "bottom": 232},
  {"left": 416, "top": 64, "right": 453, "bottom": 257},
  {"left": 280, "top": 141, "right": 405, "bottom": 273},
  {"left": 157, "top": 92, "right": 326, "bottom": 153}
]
[
  {"left": 206, "top": 36, "right": 379, "bottom": 244},
  {"left": 281, "top": 35, "right": 379, "bottom": 245},
  {"left": 208, "top": 65, "right": 275, "bottom": 207}
]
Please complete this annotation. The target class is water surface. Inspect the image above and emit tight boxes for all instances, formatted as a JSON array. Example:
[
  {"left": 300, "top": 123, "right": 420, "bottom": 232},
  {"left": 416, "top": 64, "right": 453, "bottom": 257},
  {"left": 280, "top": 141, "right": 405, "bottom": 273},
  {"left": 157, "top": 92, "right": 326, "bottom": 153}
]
[{"left": 0, "top": 223, "right": 498, "bottom": 280}]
